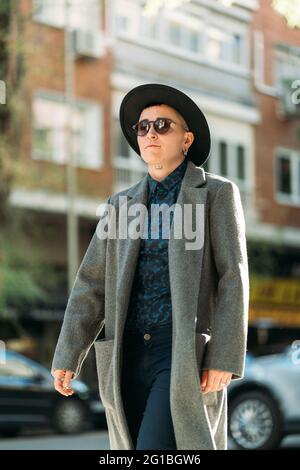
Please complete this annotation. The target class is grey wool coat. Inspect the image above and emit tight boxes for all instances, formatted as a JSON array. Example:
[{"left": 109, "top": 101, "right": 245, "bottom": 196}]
[{"left": 51, "top": 159, "right": 249, "bottom": 450}]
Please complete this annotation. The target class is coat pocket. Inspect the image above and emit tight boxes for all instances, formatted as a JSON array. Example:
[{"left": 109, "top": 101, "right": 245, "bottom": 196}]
[{"left": 94, "top": 338, "right": 115, "bottom": 411}]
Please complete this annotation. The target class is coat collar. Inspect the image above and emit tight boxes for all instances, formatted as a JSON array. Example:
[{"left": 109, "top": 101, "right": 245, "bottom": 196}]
[{"left": 126, "top": 160, "right": 207, "bottom": 202}]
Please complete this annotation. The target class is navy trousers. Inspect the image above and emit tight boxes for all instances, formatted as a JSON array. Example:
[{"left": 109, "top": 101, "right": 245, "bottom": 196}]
[{"left": 121, "top": 322, "right": 177, "bottom": 450}]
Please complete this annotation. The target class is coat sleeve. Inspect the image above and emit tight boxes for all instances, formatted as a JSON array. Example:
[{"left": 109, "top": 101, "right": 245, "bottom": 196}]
[
  {"left": 51, "top": 196, "right": 112, "bottom": 379},
  {"left": 202, "top": 181, "right": 249, "bottom": 380}
]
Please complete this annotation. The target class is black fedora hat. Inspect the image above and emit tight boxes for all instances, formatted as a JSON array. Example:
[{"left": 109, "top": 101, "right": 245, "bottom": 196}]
[{"left": 119, "top": 83, "right": 211, "bottom": 167}]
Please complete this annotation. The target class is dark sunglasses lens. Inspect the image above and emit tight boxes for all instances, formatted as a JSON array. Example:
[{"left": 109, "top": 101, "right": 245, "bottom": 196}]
[
  {"left": 154, "top": 118, "right": 171, "bottom": 134},
  {"left": 135, "top": 120, "right": 149, "bottom": 135},
  {"left": 133, "top": 118, "right": 171, "bottom": 135}
]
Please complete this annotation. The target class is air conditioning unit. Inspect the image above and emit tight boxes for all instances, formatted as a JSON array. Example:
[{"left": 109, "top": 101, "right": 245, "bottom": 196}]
[
  {"left": 73, "top": 29, "right": 105, "bottom": 59},
  {"left": 279, "top": 78, "right": 300, "bottom": 119}
]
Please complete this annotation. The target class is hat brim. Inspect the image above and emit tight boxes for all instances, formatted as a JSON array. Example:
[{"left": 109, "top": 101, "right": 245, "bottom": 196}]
[{"left": 119, "top": 83, "right": 211, "bottom": 167}]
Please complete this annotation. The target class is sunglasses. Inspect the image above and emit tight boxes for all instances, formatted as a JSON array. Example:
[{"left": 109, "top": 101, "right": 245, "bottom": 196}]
[{"left": 131, "top": 117, "right": 189, "bottom": 136}]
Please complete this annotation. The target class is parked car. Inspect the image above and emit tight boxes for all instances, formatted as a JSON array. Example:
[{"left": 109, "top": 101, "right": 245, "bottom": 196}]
[
  {"left": 0, "top": 319, "right": 39, "bottom": 359},
  {"left": 0, "top": 350, "right": 97, "bottom": 436},
  {"left": 228, "top": 345, "right": 300, "bottom": 450}
]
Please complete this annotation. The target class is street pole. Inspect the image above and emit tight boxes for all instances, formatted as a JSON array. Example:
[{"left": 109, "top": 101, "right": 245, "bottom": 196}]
[{"left": 64, "top": 0, "right": 79, "bottom": 293}]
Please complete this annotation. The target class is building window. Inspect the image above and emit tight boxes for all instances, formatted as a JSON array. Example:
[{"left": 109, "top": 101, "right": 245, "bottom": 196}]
[
  {"left": 206, "top": 138, "right": 248, "bottom": 185},
  {"left": 32, "top": 93, "right": 103, "bottom": 170},
  {"left": 277, "top": 155, "right": 291, "bottom": 195},
  {"left": 237, "top": 144, "right": 245, "bottom": 181},
  {"left": 186, "top": 29, "right": 200, "bottom": 53},
  {"left": 166, "top": 17, "right": 202, "bottom": 54},
  {"left": 168, "top": 21, "right": 182, "bottom": 47},
  {"left": 116, "top": 14, "right": 131, "bottom": 34},
  {"left": 114, "top": 4, "right": 244, "bottom": 67},
  {"left": 140, "top": 13, "right": 159, "bottom": 40},
  {"left": 32, "top": 0, "right": 100, "bottom": 31},
  {"left": 206, "top": 27, "right": 243, "bottom": 65},
  {"left": 276, "top": 149, "right": 300, "bottom": 205},
  {"left": 274, "top": 44, "right": 300, "bottom": 90},
  {"left": 117, "top": 15, "right": 129, "bottom": 32},
  {"left": 232, "top": 34, "right": 242, "bottom": 64},
  {"left": 114, "top": 119, "right": 130, "bottom": 159},
  {"left": 219, "top": 141, "right": 228, "bottom": 176},
  {"left": 32, "top": 0, "right": 64, "bottom": 28},
  {"left": 115, "top": 0, "right": 139, "bottom": 37}
]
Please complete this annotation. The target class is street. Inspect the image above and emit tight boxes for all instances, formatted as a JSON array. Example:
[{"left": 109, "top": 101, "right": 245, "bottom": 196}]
[
  {"left": 0, "top": 429, "right": 110, "bottom": 450},
  {"left": 0, "top": 429, "right": 300, "bottom": 450}
]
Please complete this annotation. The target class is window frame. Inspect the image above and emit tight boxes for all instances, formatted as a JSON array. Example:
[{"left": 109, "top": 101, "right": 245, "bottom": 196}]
[
  {"left": 32, "top": 90, "right": 104, "bottom": 170},
  {"left": 274, "top": 147, "right": 300, "bottom": 207},
  {"left": 114, "top": 2, "right": 249, "bottom": 75},
  {"left": 32, "top": 0, "right": 101, "bottom": 31},
  {"left": 210, "top": 138, "right": 248, "bottom": 186}
]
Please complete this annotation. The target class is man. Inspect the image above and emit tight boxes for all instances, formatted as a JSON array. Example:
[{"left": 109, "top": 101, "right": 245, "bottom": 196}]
[{"left": 51, "top": 83, "right": 249, "bottom": 450}]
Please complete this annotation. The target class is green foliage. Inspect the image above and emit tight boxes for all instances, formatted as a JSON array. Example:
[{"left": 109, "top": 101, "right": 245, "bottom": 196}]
[
  {"left": 0, "top": 230, "right": 48, "bottom": 315},
  {"left": 247, "top": 240, "right": 296, "bottom": 278},
  {"left": 0, "top": 2, "right": 56, "bottom": 317}
]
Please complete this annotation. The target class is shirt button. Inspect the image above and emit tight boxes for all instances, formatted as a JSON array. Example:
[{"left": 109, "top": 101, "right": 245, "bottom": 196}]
[{"left": 144, "top": 333, "right": 151, "bottom": 340}]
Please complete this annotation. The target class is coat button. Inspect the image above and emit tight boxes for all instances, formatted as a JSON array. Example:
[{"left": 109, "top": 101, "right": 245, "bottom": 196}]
[{"left": 144, "top": 333, "right": 151, "bottom": 340}]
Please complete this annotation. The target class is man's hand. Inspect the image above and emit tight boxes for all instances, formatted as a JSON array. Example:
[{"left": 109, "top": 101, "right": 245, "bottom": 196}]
[
  {"left": 53, "top": 369, "right": 75, "bottom": 397},
  {"left": 200, "top": 369, "right": 232, "bottom": 394}
]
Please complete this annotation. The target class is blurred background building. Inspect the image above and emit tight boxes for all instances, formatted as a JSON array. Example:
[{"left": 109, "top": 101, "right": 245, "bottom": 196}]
[
  {"left": 250, "top": 0, "right": 300, "bottom": 335},
  {"left": 0, "top": 0, "right": 300, "bottom": 386}
]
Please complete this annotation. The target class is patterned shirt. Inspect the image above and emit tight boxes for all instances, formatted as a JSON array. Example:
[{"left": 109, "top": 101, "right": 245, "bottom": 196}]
[{"left": 124, "top": 158, "right": 188, "bottom": 333}]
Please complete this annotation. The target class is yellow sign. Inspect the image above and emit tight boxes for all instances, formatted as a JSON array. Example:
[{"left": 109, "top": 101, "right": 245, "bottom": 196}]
[
  {"left": 250, "top": 277, "right": 300, "bottom": 308},
  {"left": 249, "top": 277, "right": 300, "bottom": 327}
]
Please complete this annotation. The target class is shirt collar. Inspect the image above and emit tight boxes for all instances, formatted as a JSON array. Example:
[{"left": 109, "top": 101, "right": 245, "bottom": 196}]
[{"left": 147, "top": 158, "right": 188, "bottom": 195}]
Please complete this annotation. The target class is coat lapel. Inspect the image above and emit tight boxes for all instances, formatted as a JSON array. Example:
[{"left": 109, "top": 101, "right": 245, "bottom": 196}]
[
  {"left": 169, "top": 162, "right": 208, "bottom": 332},
  {"left": 115, "top": 174, "right": 148, "bottom": 328}
]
